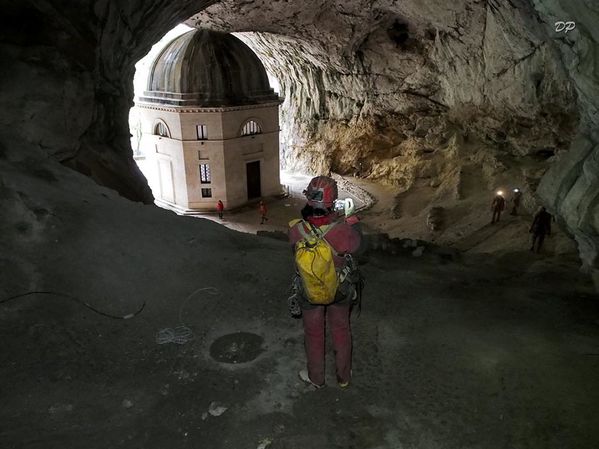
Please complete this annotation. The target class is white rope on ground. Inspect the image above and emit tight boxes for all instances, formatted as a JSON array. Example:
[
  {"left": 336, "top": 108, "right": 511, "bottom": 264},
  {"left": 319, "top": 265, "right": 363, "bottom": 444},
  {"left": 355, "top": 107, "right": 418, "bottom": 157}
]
[
  {"left": 155, "top": 326, "right": 194, "bottom": 345},
  {"left": 155, "top": 287, "right": 220, "bottom": 345}
]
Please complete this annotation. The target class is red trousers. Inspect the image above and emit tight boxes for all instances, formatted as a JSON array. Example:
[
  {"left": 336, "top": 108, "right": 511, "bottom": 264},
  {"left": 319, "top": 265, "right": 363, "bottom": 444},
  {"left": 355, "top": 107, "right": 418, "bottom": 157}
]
[{"left": 301, "top": 303, "right": 352, "bottom": 386}]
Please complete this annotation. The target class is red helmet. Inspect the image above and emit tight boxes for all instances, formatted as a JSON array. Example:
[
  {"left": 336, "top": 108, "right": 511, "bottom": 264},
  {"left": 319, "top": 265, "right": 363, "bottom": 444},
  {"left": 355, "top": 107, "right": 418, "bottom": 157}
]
[{"left": 305, "top": 176, "right": 338, "bottom": 209}]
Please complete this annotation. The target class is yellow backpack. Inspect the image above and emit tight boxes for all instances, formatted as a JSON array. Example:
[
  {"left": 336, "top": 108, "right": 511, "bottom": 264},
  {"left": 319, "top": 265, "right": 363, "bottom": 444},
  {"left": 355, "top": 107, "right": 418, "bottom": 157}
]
[{"left": 291, "top": 219, "right": 339, "bottom": 305}]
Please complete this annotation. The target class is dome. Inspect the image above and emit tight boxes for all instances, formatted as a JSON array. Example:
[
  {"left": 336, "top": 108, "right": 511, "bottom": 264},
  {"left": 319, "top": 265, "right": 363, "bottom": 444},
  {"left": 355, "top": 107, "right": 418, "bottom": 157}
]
[{"left": 139, "top": 29, "right": 279, "bottom": 107}]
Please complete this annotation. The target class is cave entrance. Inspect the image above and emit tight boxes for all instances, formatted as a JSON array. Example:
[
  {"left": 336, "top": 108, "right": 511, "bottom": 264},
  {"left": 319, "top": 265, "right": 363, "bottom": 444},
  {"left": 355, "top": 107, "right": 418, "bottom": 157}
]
[{"left": 129, "top": 23, "right": 288, "bottom": 221}]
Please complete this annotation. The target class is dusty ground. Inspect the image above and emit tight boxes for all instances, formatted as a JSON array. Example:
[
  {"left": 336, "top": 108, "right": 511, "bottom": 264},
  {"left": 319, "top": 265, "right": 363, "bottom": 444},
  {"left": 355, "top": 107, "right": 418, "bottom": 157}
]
[
  {"left": 180, "top": 171, "right": 367, "bottom": 235},
  {"left": 193, "top": 171, "right": 576, "bottom": 260},
  {"left": 1, "top": 165, "right": 599, "bottom": 449},
  {"left": 348, "top": 177, "right": 577, "bottom": 257}
]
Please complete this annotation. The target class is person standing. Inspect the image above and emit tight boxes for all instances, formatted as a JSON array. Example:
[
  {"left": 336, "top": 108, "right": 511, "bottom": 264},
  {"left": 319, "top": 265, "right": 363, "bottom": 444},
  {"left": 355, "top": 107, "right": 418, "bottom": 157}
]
[
  {"left": 288, "top": 176, "right": 362, "bottom": 389},
  {"left": 510, "top": 189, "right": 523, "bottom": 216},
  {"left": 530, "top": 206, "right": 552, "bottom": 253},
  {"left": 491, "top": 191, "right": 506, "bottom": 224},
  {"left": 216, "top": 200, "right": 224, "bottom": 220},
  {"left": 259, "top": 200, "right": 268, "bottom": 224}
]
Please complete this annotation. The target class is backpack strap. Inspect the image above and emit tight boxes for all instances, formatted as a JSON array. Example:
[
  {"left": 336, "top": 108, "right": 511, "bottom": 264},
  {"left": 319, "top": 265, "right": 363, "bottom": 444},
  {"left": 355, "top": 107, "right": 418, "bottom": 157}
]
[
  {"left": 313, "top": 222, "right": 342, "bottom": 256},
  {"left": 296, "top": 220, "right": 317, "bottom": 240},
  {"left": 319, "top": 221, "right": 344, "bottom": 257},
  {"left": 288, "top": 218, "right": 302, "bottom": 228},
  {"left": 295, "top": 220, "right": 341, "bottom": 257}
]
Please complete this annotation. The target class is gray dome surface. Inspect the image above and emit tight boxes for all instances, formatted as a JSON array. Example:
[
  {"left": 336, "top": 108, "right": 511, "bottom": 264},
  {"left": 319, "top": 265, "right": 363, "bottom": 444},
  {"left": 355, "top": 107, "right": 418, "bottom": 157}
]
[{"left": 140, "top": 29, "right": 279, "bottom": 107}]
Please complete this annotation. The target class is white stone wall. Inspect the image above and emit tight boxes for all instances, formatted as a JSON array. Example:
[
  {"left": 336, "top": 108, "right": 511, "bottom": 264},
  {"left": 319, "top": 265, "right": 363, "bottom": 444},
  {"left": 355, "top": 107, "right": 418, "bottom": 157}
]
[
  {"left": 139, "top": 132, "right": 189, "bottom": 208},
  {"left": 220, "top": 104, "right": 279, "bottom": 138},
  {"left": 220, "top": 105, "right": 281, "bottom": 208},
  {"left": 137, "top": 104, "right": 280, "bottom": 211},
  {"left": 184, "top": 140, "right": 226, "bottom": 208},
  {"left": 179, "top": 111, "right": 224, "bottom": 141},
  {"left": 138, "top": 108, "right": 183, "bottom": 141}
]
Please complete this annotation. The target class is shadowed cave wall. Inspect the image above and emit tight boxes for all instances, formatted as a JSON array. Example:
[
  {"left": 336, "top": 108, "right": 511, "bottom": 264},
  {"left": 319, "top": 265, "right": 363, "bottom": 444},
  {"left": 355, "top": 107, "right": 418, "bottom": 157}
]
[{"left": 0, "top": 0, "right": 598, "bottom": 282}]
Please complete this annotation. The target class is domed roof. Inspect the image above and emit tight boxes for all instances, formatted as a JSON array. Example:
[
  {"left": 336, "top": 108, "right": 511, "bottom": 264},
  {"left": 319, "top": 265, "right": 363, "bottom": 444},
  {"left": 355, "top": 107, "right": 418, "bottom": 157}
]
[{"left": 139, "top": 29, "right": 279, "bottom": 107}]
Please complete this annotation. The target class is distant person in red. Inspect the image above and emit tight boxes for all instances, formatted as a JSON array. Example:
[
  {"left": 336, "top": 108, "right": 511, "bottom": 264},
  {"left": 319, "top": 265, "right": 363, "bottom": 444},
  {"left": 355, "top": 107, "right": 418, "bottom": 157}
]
[
  {"left": 216, "top": 200, "right": 224, "bottom": 220},
  {"left": 491, "top": 191, "right": 506, "bottom": 224},
  {"left": 530, "top": 206, "right": 552, "bottom": 253},
  {"left": 288, "top": 176, "right": 362, "bottom": 389},
  {"left": 259, "top": 200, "right": 268, "bottom": 224}
]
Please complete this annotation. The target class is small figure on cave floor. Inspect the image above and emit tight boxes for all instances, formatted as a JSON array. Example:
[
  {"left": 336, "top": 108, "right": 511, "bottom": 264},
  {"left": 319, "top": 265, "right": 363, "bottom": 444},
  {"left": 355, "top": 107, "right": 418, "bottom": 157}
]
[
  {"left": 529, "top": 206, "right": 552, "bottom": 253},
  {"left": 510, "top": 188, "right": 522, "bottom": 216},
  {"left": 216, "top": 200, "right": 224, "bottom": 220},
  {"left": 259, "top": 200, "right": 269, "bottom": 224},
  {"left": 491, "top": 191, "right": 506, "bottom": 224},
  {"left": 354, "top": 161, "right": 364, "bottom": 177}
]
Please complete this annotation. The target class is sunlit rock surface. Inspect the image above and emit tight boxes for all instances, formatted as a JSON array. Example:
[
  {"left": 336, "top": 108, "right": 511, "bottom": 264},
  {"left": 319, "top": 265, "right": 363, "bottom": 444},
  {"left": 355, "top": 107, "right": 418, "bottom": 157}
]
[
  {"left": 189, "top": 0, "right": 596, "bottom": 273},
  {"left": 190, "top": 0, "right": 577, "bottom": 163},
  {"left": 0, "top": 0, "right": 597, "bottom": 274}
]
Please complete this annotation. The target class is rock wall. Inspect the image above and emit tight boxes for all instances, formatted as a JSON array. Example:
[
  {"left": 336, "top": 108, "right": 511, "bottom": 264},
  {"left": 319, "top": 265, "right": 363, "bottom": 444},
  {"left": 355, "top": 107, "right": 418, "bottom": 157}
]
[
  {"left": 0, "top": 0, "right": 219, "bottom": 203},
  {"left": 531, "top": 0, "right": 599, "bottom": 281},
  {"left": 187, "top": 0, "right": 598, "bottom": 269},
  {"left": 190, "top": 0, "right": 577, "bottom": 169},
  {"left": 0, "top": 0, "right": 597, "bottom": 277}
]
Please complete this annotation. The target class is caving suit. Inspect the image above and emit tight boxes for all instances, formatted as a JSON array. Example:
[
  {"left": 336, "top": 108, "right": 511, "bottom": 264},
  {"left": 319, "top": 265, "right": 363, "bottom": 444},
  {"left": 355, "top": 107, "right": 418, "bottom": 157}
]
[{"left": 288, "top": 214, "right": 361, "bottom": 386}]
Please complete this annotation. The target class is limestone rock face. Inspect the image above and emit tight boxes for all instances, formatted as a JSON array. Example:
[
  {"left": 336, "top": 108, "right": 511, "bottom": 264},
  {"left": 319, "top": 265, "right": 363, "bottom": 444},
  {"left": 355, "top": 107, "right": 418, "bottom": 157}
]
[
  {"left": 0, "top": 0, "right": 597, "bottom": 275},
  {"left": 189, "top": 0, "right": 577, "bottom": 167},
  {"left": 0, "top": 0, "right": 219, "bottom": 203},
  {"left": 188, "top": 0, "right": 595, "bottom": 273},
  {"left": 532, "top": 0, "right": 599, "bottom": 279}
]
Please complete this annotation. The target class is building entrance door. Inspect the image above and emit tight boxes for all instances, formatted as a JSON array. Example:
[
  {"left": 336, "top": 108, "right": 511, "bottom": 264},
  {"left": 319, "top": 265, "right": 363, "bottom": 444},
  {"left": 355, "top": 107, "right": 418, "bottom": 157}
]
[{"left": 246, "top": 161, "right": 261, "bottom": 199}]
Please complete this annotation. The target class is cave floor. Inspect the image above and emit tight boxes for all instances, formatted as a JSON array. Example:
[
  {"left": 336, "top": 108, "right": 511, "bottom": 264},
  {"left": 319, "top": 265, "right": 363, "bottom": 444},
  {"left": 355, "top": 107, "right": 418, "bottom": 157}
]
[
  {"left": 177, "top": 171, "right": 368, "bottom": 236},
  {"left": 183, "top": 171, "right": 577, "bottom": 260},
  {"left": 2, "top": 246, "right": 599, "bottom": 448},
  {"left": 2, "top": 165, "right": 599, "bottom": 449}
]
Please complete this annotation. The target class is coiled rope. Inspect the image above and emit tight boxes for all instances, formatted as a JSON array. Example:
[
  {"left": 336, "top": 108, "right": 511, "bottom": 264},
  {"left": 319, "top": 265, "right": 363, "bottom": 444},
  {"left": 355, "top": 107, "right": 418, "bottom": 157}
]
[
  {"left": 155, "top": 326, "right": 193, "bottom": 345},
  {"left": 155, "top": 286, "right": 219, "bottom": 345}
]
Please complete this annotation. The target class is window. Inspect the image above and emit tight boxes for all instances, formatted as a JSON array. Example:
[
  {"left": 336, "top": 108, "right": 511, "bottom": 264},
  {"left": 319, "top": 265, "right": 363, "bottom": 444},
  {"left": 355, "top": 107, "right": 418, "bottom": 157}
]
[
  {"left": 154, "top": 121, "right": 169, "bottom": 137},
  {"left": 201, "top": 188, "right": 212, "bottom": 198},
  {"left": 241, "top": 120, "right": 262, "bottom": 136},
  {"left": 196, "top": 124, "right": 208, "bottom": 140},
  {"left": 199, "top": 164, "right": 211, "bottom": 184}
]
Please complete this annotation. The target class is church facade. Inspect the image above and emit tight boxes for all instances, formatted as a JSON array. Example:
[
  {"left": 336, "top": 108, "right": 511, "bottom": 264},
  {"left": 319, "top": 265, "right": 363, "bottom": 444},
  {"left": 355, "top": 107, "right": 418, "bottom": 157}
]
[{"left": 135, "top": 29, "right": 282, "bottom": 213}]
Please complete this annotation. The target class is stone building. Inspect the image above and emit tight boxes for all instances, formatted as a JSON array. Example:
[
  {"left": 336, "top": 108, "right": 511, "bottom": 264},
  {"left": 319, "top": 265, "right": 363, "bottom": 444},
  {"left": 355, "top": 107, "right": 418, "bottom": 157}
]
[{"left": 135, "top": 29, "right": 282, "bottom": 213}]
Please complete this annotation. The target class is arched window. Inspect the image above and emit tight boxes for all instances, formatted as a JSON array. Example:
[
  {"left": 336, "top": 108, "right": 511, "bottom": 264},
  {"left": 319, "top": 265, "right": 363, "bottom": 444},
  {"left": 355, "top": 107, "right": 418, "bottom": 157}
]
[
  {"left": 241, "top": 120, "right": 262, "bottom": 136},
  {"left": 154, "top": 121, "right": 170, "bottom": 138}
]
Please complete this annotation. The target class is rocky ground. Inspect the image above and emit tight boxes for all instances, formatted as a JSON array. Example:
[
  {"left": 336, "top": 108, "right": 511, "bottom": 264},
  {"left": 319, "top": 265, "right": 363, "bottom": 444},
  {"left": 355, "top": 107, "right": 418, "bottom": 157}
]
[
  {"left": 179, "top": 168, "right": 576, "bottom": 259},
  {"left": 1, "top": 161, "right": 599, "bottom": 449},
  {"left": 2, "top": 1, "right": 599, "bottom": 444}
]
